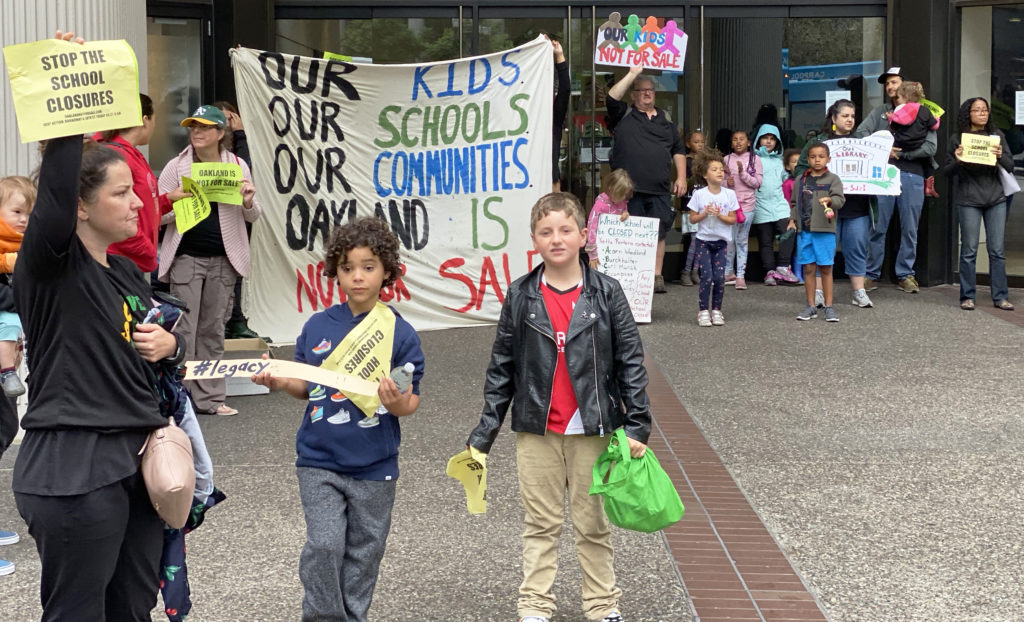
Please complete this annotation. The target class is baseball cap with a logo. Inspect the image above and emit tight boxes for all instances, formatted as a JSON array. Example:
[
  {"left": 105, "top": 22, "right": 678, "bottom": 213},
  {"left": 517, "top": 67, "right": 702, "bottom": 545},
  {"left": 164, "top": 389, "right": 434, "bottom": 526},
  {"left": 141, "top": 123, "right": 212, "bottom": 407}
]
[
  {"left": 179, "top": 105, "right": 227, "bottom": 127},
  {"left": 877, "top": 66, "right": 902, "bottom": 84}
]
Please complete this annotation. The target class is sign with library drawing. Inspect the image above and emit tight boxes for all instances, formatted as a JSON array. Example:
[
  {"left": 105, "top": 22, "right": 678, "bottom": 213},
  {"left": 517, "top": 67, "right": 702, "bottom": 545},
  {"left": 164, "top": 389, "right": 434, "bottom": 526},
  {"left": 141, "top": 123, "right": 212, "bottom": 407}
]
[
  {"left": 823, "top": 131, "right": 901, "bottom": 196},
  {"left": 595, "top": 214, "right": 658, "bottom": 323},
  {"left": 594, "top": 12, "right": 687, "bottom": 71}
]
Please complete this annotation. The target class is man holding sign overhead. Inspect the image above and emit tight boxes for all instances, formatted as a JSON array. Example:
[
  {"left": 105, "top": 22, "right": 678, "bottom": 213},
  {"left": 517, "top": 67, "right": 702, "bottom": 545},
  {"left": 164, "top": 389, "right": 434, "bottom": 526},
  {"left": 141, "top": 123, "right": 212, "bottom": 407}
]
[{"left": 158, "top": 105, "right": 261, "bottom": 416}]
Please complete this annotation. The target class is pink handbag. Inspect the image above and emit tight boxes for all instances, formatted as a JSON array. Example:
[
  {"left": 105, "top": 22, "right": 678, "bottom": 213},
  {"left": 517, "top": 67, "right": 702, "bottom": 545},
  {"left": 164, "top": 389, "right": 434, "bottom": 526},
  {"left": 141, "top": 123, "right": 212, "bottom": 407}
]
[
  {"left": 734, "top": 207, "right": 746, "bottom": 224},
  {"left": 139, "top": 418, "right": 195, "bottom": 528}
]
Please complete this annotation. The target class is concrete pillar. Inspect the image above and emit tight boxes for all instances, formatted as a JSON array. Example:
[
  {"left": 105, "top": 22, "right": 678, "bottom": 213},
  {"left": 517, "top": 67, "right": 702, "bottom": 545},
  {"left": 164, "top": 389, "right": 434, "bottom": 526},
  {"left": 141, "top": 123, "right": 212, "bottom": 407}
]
[{"left": 0, "top": 0, "right": 147, "bottom": 176}]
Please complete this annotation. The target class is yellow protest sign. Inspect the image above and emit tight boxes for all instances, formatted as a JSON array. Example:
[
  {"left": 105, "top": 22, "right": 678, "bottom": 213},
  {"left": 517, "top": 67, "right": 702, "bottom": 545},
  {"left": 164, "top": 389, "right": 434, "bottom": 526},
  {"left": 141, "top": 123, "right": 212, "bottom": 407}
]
[
  {"left": 190, "top": 163, "right": 244, "bottom": 205},
  {"left": 172, "top": 177, "right": 212, "bottom": 234},
  {"left": 323, "top": 51, "right": 353, "bottom": 62},
  {"left": 446, "top": 448, "right": 488, "bottom": 514},
  {"left": 961, "top": 133, "right": 999, "bottom": 166},
  {"left": 320, "top": 302, "right": 396, "bottom": 417},
  {"left": 3, "top": 38, "right": 140, "bottom": 143},
  {"left": 920, "top": 98, "right": 945, "bottom": 120}
]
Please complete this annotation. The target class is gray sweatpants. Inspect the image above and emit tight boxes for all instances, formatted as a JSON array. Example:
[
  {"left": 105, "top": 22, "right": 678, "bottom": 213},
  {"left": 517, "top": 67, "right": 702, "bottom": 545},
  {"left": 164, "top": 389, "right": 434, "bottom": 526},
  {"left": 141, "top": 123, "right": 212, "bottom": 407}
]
[{"left": 296, "top": 466, "right": 397, "bottom": 622}]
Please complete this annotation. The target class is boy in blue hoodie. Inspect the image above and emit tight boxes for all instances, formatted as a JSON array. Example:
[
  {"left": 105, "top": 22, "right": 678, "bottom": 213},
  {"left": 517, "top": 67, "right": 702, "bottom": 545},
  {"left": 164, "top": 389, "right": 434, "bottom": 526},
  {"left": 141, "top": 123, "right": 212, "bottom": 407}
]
[
  {"left": 253, "top": 217, "right": 424, "bottom": 622},
  {"left": 751, "top": 125, "right": 799, "bottom": 285}
]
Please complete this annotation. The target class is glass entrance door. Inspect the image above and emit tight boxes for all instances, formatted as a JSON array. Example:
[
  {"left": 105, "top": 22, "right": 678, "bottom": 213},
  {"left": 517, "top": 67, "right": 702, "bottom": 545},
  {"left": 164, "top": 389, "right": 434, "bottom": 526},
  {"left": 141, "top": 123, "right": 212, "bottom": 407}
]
[{"left": 147, "top": 9, "right": 213, "bottom": 174}]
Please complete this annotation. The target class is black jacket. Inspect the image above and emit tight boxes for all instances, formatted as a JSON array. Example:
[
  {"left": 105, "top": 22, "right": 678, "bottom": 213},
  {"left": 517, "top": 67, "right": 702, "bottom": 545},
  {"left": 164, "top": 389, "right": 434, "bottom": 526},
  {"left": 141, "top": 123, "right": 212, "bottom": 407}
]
[
  {"left": 467, "top": 261, "right": 651, "bottom": 454},
  {"left": 941, "top": 129, "right": 1014, "bottom": 208}
]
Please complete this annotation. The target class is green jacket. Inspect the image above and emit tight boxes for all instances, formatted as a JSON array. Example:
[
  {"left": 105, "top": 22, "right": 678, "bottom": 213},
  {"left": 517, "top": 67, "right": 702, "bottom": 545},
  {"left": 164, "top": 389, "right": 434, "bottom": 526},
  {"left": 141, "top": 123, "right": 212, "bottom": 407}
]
[{"left": 790, "top": 170, "right": 846, "bottom": 233}]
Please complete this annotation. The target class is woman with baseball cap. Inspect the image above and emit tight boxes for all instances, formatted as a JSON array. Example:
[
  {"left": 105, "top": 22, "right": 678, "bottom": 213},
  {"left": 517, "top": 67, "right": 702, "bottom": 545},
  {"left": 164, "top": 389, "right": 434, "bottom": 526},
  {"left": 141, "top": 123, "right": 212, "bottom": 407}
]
[{"left": 157, "top": 104, "right": 262, "bottom": 415}]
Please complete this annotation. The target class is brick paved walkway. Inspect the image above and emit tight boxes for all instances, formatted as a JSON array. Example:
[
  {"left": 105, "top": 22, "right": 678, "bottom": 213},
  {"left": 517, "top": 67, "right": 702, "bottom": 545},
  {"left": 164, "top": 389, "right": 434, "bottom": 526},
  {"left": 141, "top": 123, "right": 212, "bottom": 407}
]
[{"left": 645, "top": 356, "right": 830, "bottom": 622}]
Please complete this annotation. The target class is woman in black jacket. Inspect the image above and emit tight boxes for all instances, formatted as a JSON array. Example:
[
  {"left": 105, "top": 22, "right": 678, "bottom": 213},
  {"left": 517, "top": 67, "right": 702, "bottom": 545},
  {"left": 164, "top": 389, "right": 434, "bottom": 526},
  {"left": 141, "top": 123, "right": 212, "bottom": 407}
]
[{"left": 941, "top": 97, "right": 1015, "bottom": 311}]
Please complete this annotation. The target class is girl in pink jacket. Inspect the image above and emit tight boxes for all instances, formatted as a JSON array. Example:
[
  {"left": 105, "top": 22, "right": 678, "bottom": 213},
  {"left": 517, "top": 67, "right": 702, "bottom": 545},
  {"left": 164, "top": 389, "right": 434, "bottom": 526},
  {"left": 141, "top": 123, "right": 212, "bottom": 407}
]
[{"left": 723, "top": 130, "right": 762, "bottom": 289}]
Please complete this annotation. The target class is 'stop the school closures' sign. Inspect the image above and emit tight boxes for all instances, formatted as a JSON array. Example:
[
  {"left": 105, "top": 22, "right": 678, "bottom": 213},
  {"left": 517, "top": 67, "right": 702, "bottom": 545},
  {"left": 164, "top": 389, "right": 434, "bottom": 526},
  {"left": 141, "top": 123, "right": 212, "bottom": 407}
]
[
  {"left": 594, "top": 12, "right": 688, "bottom": 70},
  {"left": 3, "top": 38, "right": 141, "bottom": 143},
  {"left": 231, "top": 37, "right": 552, "bottom": 339}
]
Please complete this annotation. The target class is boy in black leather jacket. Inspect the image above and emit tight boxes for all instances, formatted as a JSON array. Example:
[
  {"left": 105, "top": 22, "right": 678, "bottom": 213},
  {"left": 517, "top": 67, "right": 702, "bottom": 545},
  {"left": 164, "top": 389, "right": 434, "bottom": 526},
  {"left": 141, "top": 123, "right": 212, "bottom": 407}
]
[{"left": 467, "top": 192, "right": 652, "bottom": 622}]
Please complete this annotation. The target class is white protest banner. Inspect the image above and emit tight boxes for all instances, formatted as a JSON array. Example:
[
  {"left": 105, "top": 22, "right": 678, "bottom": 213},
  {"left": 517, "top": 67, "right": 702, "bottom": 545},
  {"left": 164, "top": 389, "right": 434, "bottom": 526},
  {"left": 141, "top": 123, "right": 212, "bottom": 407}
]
[
  {"left": 824, "top": 131, "right": 901, "bottom": 195},
  {"left": 1016, "top": 91, "right": 1024, "bottom": 125},
  {"left": 595, "top": 13, "right": 687, "bottom": 71},
  {"left": 185, "top": 358, "right": 379, "bottom": 396},
  {"left": 3, "top": 38, "right": 141, "bottom": 143},
  {"left": 595, "top": 215, "right": 658, "bottom": 323},
  {"left": 231, "top": 38, "right": 552, "bottom": 339}
]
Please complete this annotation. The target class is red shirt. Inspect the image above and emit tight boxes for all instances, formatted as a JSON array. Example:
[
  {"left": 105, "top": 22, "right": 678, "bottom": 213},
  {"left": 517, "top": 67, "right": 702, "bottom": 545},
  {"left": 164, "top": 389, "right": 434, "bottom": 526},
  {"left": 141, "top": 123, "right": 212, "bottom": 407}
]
[
  {"left": 540, "top": 279, "right": 583, "bottom": 434},
  {"left": 94, "top": 133, "right": 159, "bottom": 273}
]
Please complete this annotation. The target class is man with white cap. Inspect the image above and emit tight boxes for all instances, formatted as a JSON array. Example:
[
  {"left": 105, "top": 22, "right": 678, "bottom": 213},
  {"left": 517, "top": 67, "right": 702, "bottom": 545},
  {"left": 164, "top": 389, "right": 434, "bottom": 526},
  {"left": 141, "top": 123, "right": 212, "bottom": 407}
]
[{"left": 855, "top": 66, "right": 937, "bottom": 294}]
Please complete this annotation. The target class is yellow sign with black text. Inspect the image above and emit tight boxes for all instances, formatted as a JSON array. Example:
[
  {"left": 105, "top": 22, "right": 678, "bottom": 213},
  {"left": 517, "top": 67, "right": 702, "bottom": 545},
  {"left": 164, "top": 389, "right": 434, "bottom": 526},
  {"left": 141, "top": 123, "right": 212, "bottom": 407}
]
[
  {"left": 961, "top": 133, "right": 999, "bottom": 166},
  {"left": 320, "top": 302, "right": 396, "bottom": 417},
  {"left": 190, "top": 162, "right": 244, "bottom": 205},
  {"left": 172, "top": 177, "right": 212, "bottom": 234},
  {"left": 3, "top": 38, "right": 141, "bottom": 143}
]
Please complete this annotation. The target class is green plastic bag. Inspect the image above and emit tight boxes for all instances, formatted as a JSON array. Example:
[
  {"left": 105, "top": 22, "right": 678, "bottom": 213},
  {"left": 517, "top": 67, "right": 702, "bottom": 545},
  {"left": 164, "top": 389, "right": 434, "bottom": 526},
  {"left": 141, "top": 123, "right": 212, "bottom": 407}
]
[{"left": 589, "top": 429, "right": 684, "bottom": 533}]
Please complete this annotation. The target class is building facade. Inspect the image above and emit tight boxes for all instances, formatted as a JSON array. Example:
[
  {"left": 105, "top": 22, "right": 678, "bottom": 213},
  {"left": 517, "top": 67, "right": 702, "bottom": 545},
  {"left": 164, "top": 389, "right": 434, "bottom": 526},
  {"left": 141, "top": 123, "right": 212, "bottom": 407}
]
[{"left": 3, "top": 0, "right": 1022, "bottom": 286}]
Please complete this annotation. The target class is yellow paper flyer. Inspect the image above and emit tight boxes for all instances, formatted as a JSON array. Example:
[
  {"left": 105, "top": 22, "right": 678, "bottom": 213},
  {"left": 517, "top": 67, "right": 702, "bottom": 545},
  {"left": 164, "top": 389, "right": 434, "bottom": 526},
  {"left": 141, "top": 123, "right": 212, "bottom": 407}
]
[
  {"left": 172, "top": 177, "right": 212, "bottom": 234},
  {"left": 960, "top": 133, "right": 999, "bottom": 166},
  {"left": 920, "top": 98, "right": 945, "bottom": 120},
  {"left": 319, "top": 302, "right": 395, "bottom": 417},
  {"left": 190, "top": 162, "right": 244, "bottom": 205},
  {"left": 3, "top": 38, "right": 141, "bottom": 143},
  {"left": 446, "top": 448, "right": 487, "bottom": 514}
]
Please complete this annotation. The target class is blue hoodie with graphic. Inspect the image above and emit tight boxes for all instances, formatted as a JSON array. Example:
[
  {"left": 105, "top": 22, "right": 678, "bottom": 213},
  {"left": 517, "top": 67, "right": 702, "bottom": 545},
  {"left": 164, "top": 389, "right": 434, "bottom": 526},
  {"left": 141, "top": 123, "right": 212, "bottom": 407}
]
[
  {"left": 293, "top": 303, "right": 425, "bottom": 481},
  {"left": 752, "top": 124, "right": 791, "bottom": 224}
]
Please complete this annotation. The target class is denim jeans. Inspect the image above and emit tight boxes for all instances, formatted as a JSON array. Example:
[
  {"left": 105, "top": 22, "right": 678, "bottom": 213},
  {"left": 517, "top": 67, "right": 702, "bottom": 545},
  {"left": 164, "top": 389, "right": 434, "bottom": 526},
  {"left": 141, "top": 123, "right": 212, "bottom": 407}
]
[
  {"left": 958, "top": 202, "right": 1008, "bottom": 303},
  {"left": 866, "top": 171, "right": 925, "bottom": 280},
  {"left": 725, "top": 216, "right": 753, "bottom": 277},
  {"left": 837, "top": 215, "right": 872, "bottom": 277}
]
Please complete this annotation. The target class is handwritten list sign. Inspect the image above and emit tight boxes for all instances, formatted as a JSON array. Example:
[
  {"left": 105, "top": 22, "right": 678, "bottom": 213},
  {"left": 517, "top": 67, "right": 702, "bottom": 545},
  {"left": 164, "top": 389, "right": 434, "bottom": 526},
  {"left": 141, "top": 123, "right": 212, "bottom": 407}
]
[{"left": 595, "top": 214, "right": 658, "bottom": 323}]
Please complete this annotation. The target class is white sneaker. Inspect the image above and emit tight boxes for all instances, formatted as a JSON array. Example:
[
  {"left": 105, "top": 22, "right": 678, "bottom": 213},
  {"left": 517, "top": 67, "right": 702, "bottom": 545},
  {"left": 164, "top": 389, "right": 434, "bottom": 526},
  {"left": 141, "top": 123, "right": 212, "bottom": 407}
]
[
  {"left": 519, "top": 617, "right": 550, "bottom": 622},
  {"left": 697, "top": 310, "right": 712, "bottom": 327},
  {"left": 711, "top": 310, "right": 725, "bottom": 326},
  {"left": 852, "top": 288, "right": 873, "bottom": 308}
]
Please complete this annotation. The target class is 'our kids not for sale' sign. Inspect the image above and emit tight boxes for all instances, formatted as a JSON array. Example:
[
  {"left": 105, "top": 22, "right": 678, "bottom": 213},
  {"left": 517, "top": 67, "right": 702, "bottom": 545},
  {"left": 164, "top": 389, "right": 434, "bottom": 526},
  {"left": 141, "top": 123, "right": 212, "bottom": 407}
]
[
  {"left": 594, "top": 12, "right": 687, "bottom": 70},
  {"left": 232, "top": 37, "right": 552, "bottom": 339},
  {"left": 3, "top": 38, "right": 141, "bottom": 143}
]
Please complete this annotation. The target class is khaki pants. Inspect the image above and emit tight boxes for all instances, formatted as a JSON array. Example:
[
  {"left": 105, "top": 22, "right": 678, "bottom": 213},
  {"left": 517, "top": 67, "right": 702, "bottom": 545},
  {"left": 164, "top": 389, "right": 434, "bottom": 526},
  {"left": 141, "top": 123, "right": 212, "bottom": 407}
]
[
  {"left": 169, "top": 254, "right": 238, "bottom": 412},
  {"left": 516, "top": 431, "right": 621, "bottom": 620}
]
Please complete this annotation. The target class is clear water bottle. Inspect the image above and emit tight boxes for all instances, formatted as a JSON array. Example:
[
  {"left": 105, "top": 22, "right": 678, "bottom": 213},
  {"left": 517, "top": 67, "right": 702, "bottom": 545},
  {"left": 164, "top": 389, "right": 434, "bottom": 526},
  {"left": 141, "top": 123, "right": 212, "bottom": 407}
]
[
  {"left": 359, "top": 362, "right": 414, "bottom": 428},
  {"left": 390, "top": 362, "right": 415, "bottom": 393}
]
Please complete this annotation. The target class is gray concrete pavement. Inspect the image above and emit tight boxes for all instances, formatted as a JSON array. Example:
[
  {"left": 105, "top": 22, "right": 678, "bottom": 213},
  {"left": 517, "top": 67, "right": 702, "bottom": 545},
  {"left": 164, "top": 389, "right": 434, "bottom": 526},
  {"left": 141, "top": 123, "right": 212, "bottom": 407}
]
[{"left": 1, "top": 279, "right": 1022, "bottom": 621}]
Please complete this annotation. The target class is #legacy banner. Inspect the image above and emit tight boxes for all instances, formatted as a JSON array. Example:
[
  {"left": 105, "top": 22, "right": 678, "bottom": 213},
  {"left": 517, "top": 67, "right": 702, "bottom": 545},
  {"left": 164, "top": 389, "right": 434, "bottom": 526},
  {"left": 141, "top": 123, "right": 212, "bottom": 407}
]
[{"left": 232, "top": 38, "right": 553, "bottom": 339}]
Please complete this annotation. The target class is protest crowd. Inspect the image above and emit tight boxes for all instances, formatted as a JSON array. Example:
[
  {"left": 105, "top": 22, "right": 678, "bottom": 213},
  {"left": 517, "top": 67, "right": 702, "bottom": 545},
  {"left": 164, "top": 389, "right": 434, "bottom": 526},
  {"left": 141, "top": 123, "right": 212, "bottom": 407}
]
[{"left": 0, "top": 19, "right": 1018, "bottom": 622}]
